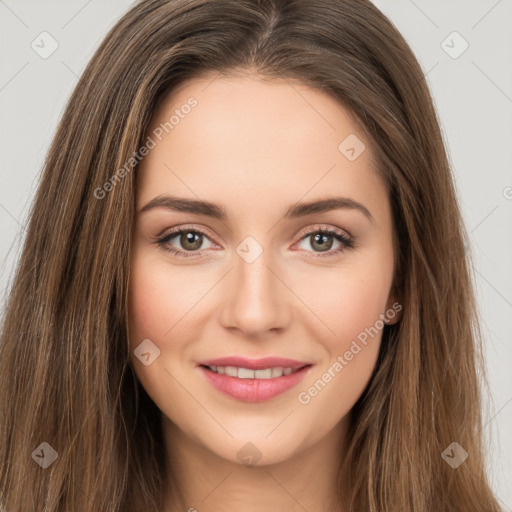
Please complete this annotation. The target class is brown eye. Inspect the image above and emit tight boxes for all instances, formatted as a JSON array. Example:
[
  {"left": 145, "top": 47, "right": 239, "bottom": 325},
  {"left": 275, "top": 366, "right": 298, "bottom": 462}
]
[
  {"left": 178, "top": 231, "right": 204, "bottom": 251},
  {"left": 295, "top": 228, "right": 355, "bottom": 257},
  {"left": 156, "top": 228, "right": 215, "bottom": 257},
  {"left": 309, "top": 232, "right": 334, "bottom": 252}
]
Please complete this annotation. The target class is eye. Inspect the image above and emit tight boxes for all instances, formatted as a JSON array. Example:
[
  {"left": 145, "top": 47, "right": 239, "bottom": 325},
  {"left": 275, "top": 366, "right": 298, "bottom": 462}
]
[
  {"left": 293, "top": 226, "right": 355, "bottom": 258},
  {"left": 155, "top": 226, "right": 216, "bottom": 258},
  {"left": 154, "top": 224, "right": 356, "bottom": 259}
]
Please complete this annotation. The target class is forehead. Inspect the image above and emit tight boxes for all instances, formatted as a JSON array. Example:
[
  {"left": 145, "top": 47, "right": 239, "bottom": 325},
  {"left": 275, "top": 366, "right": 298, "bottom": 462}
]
[
  {"left": 136, "top": 72, "right": 388, "bottom": 223},
  {"left": 148, "top": 71, "right": 366, "bottom": 159}
]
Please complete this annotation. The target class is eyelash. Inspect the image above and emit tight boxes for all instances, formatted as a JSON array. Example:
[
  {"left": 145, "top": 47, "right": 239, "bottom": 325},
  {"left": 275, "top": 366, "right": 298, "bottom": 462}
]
[{"left": 154, "top": 225, "right": 356, "bottom": 259}]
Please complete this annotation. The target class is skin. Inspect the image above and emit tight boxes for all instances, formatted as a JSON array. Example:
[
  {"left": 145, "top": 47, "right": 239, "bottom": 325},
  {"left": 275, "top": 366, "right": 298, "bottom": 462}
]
[{"left": 128, "top": 69, "right": 400, "bottom": 512}]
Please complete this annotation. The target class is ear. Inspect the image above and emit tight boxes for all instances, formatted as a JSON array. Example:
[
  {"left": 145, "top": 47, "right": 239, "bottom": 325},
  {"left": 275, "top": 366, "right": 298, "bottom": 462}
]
[{"left": 384, "top": 287, "right": 402, "bottom": 325}]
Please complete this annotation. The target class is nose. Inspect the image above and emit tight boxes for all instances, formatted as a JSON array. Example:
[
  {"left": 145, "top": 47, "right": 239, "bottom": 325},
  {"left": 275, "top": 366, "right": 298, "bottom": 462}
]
[{"left": 218, "top": 248, "right": 292, "bottom": 339}]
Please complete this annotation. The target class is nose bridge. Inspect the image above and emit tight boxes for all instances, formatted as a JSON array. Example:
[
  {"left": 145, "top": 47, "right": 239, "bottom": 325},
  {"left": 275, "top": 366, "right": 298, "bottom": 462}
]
[{"left": 219, "top": 237, "right": 290, "bottom": 335}]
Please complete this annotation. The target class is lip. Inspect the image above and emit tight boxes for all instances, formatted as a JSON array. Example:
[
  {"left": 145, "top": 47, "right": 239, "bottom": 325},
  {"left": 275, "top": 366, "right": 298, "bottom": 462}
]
[{"left": 197, "top": 356, "right": 313, "bottom": 403}]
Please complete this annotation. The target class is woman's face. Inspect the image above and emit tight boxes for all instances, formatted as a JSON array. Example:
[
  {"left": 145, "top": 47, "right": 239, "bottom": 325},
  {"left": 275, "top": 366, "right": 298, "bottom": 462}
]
[{"left": 128, "top": 71, "right": 399, "bottom": 466}]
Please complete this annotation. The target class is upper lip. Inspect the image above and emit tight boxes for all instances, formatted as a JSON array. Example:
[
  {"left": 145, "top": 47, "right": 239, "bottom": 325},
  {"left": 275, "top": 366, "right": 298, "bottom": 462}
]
[{"left": 197, "top": 356, "right": 311, "bottom": 370}]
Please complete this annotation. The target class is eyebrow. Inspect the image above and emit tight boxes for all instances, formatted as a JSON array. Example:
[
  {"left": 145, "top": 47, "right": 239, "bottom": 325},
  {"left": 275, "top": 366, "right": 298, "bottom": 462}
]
[{"left": 139, "top": 195, "right": 374, "bottom": 223}]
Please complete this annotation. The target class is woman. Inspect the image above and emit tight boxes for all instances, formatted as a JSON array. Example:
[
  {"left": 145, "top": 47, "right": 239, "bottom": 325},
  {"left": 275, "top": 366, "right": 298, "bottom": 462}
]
[{"left": 0, "top": 0, "right": 501, "bottom": 510}]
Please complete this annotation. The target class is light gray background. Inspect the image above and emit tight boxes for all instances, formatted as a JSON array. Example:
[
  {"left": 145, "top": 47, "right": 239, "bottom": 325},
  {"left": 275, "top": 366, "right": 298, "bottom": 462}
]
[{"left": 1, "top": 0, "right": 511, "bottom": 506}]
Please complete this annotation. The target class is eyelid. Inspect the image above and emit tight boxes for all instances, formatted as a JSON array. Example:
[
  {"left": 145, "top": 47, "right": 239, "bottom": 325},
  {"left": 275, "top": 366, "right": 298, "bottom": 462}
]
[
  {"left": 293, "top": 223, "right": 353, "bottom": 242},
  {"left": 157, "top": 224, "right": 220, "bottom": 245}
]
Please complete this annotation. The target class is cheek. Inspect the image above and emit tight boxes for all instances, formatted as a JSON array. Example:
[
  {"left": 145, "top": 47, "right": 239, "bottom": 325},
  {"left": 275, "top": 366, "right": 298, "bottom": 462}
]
[
  {"left": 128, "top": 267, "right": 165, "bottom": 347},
  {"left": 295, "top": 271, "right": 389, "bottom": 428},
  {"left": 301, "top": 265, "right": 391, "bottom": 349},
  {"left": 127, "top": 257, "right": 198, "bottom": 400},
  {"left": 128, "top": 256, "right": 200, "bottom": 348},
  {"left": 292, "top": 256, "right": 393, "bottom": 412}
]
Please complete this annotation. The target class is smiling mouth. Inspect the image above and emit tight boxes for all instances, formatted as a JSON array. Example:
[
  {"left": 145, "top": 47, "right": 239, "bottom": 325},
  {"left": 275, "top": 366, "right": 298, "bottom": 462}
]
[
  {"left": 198, "top": 363, "right": 313, "bottom": 402},
  {"left": 200, "top": 364, "right": 310, "bottom": 379}
]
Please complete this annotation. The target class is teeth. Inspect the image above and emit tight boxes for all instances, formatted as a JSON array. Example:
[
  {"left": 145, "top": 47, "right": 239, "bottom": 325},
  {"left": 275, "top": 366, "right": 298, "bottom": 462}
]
[
  {"left": 255, "top": 368, "right": 272, "bottom": 379},
  {"left": 207, "top": 365, "right": 298, "bottom": 379},
  {"left": 238, "top": 367, "right": 255, "bottom": 379},
  {"left": 225, "top": 366, "right": 238, "bottom": 377},
  {"left": 271, "top": 367, "right": 283, "bottom": 378}
]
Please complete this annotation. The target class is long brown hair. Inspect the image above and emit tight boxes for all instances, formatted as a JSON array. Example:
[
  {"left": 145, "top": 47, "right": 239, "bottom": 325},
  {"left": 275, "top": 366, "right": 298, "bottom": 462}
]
[{"left": 0, "top": 0, "right": 501, "bottom": 510}]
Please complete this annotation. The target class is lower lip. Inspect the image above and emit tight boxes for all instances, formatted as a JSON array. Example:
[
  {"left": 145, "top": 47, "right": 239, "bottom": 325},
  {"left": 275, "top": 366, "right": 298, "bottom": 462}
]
[{"left": 199, "top": 365, "right": 311, "bottom": 403}]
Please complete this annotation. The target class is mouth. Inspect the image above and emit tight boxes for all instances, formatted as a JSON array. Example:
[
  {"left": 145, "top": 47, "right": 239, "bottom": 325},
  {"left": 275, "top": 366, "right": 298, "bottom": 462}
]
[{"left": 197, "top": 357, "right": 313, "bottom": 402}]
